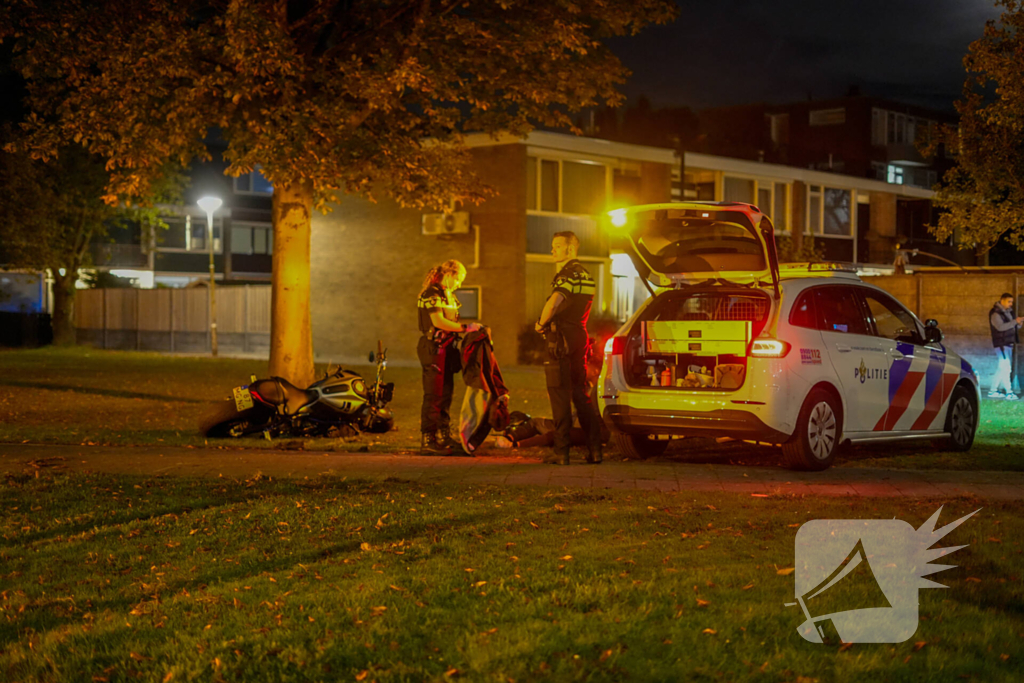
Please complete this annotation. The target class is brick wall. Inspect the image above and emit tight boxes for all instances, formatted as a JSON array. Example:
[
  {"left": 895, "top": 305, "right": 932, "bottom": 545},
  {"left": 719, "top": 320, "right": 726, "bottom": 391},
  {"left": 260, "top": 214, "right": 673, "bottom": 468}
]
[
  {"left": 866, "top": 272, "right": 1024, "bottom": 389},
  {"left": 310, "top": 144, "right": 527, "bottom": 367}
]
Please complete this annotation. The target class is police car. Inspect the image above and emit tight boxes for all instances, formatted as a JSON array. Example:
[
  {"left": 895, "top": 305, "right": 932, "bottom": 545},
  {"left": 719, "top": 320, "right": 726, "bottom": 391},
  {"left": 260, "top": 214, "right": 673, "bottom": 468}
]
[{"left": 597, "top": 202, "right": 980, "bottom": 470}]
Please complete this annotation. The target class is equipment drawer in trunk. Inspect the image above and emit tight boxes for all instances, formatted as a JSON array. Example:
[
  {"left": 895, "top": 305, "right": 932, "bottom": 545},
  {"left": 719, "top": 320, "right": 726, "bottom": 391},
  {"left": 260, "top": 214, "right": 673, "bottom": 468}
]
[{"left": 642, "top": 320, "right": 751, "bottom": 356}]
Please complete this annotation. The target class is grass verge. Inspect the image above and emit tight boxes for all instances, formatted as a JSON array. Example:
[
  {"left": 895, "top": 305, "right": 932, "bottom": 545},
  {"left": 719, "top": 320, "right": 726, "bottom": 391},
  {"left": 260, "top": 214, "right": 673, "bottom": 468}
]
[
  {"left": 1, "top": 472, "right": 1021, "bottom": 682},
  {"left": 2, "top": 347, "right": 1022, "bottom": 471}
]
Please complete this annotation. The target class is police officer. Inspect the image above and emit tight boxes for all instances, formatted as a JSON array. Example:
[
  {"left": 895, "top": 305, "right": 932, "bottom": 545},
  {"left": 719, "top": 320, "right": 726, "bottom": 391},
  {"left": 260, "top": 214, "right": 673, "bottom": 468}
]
[
  {"left": 535, "top": 231, "right": 603, "bottom": 465},
  {"left": 417, "top": 260, "right": 480, "bottom": 454}
]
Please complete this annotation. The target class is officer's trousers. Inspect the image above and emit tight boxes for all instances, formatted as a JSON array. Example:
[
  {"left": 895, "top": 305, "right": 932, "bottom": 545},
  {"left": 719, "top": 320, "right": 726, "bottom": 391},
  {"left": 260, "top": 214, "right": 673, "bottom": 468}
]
[
  {"left": 418, "top": 336, "right": 460, "bottom": 433},
  {"left": 545, "top": 350, "right": 601, "bottom": 456}
]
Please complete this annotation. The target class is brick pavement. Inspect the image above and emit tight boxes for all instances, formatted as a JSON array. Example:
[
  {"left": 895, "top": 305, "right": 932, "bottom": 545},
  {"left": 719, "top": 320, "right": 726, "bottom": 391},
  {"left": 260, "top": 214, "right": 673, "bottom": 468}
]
[{"left": 2, "top": 442, "right": 1022, "bottom": 500}]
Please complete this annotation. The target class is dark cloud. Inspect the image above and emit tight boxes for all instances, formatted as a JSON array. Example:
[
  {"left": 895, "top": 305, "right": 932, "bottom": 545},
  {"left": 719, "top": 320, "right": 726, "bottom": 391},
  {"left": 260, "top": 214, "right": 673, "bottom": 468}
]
[{"left": 607, "top": 0, "right": 1004, "bottom": 111}]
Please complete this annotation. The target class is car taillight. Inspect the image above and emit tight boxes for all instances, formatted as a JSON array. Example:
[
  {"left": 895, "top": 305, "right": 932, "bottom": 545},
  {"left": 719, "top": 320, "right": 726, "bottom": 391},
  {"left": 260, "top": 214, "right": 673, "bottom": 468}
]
[
  {"left": 749, "top": 338, "right": 790, "bottom": 358},
  {"left": 605, "top": 336, "right": 626, "bottom": 356}
]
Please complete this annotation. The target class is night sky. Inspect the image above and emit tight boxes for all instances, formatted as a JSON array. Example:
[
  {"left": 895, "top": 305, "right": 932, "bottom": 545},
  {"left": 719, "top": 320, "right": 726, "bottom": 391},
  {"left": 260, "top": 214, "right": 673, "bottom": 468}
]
[{"left": 608, "top": 0, "right": 1004, "bottom": 112}]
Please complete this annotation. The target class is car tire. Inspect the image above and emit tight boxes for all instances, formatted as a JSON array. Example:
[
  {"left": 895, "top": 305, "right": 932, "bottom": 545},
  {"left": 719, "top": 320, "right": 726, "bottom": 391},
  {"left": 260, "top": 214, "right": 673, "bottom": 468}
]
[
  {"left": 783, "top": 389, "right": 841, "bottom": 471},
  {"left": 612, "top": 432, "right": 670, "bottom": 459},
  {"left": 936, "top": 384, "right": 977, "bottom": 452}
]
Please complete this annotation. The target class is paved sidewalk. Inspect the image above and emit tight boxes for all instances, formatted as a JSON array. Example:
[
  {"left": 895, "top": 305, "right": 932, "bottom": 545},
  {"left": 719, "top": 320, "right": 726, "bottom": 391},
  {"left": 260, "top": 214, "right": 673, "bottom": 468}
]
[{"left": 2, "top": 442, "right": 1023, "bottom": 499}]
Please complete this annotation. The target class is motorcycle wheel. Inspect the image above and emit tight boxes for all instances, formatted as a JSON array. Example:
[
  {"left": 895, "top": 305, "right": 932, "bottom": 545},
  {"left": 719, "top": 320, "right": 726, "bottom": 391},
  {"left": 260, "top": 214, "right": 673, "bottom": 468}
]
[{"left": 199, "top": 400, "right": 271, "bottom": 438}]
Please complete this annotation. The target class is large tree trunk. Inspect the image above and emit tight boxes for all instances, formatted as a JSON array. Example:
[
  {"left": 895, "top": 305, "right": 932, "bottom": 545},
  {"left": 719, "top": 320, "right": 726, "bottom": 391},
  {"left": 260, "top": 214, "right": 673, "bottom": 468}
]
[
  {"left": 51, "top": 271, "right": 78, "bottom": 346},
  {"left": 269, "top": 177, "right": 315, "bottom": 388}
]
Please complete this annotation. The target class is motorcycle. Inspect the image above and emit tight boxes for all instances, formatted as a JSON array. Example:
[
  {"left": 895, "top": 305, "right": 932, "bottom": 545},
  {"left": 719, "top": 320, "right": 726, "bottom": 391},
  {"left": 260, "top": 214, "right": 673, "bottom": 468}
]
[{"left": 200, "top": 341, "right": 395, "bottom": 439}]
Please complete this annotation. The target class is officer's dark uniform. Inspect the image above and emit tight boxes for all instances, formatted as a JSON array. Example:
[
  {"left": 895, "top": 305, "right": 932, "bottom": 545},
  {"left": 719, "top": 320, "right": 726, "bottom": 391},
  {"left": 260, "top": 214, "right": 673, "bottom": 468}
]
[
  {"left": 417, "top": 284, "right": 462, "bottom": 445},
  {"left": 544, "top": 259, "right": 602, "bottom": 463}
]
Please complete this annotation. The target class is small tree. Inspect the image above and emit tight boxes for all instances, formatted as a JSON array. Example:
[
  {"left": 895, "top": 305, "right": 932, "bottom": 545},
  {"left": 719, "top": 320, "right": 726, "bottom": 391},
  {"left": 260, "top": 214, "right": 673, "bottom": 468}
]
[
  {"left": 0, "top": 142, "right": 180, "bottom": 344},
  {"left": 3, "top": 0, "right": 676, "bottom": 387},
  {"left": 928, "top": 0, "right": 1024, "bottom": 257}
]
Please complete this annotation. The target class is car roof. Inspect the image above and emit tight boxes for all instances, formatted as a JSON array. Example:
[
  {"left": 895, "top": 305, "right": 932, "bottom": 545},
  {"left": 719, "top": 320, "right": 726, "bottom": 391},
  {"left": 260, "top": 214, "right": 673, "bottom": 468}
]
[{"left": 778, "top": 262, "right": 862, "bottom": 282}]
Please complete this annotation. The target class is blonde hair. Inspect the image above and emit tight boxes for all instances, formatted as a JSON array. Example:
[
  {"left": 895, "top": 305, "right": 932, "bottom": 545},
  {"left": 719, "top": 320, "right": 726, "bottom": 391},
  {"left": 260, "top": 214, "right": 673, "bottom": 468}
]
[{"left": 420, "top": 259, "right": 466, "bottom": 296}]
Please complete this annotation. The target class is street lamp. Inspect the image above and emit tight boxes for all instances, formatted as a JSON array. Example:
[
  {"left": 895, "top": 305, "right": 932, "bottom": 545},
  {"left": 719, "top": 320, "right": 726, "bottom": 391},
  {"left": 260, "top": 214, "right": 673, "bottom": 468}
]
[{"left": 198, "top": 196, "right": 223, "bottom": 357}]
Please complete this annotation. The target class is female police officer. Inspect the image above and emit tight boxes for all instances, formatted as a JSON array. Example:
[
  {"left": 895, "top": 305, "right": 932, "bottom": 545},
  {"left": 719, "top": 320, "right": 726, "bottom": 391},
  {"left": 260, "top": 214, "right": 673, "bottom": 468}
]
[{"left": 417, "top": 260, "right": 480, "bottom": 454}]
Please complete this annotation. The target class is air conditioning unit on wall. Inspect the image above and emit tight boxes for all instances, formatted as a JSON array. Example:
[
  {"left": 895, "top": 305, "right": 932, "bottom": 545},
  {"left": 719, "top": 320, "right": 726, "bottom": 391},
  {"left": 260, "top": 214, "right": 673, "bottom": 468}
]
[{"left": 422, "top": 211, "right": 470, "bottom": 236}]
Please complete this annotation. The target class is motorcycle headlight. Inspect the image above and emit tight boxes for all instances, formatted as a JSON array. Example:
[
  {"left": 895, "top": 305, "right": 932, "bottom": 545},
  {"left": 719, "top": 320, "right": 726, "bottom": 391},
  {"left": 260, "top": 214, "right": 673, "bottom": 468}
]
[{"left": 352, "top": 379, "right": 366, "bottom": 396}]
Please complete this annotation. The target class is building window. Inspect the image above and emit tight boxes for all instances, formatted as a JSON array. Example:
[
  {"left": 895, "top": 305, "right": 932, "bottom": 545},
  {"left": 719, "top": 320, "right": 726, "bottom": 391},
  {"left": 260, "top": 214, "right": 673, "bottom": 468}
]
[
  {"left": 807, "top": 185, "right": 821, "bottom": 234},
  {"left": 159, "top": 216, "right": 222, "bottom": 253},
  {"left": 723, "top": 176, "right": 754, "bottom": 203},
  {"left": 806, "top": 186, "right": 852, "bottom": 237},
  {"left": 455, "top": 286, "right": 481, "bottom": 319},
  {"left": 875, "top": 109, "right": 936, "bottom": 146},
  {"left": 757, "top": 186, "right": 772, "bottom": 219},
  {"left": 809, "top": 108, "right": 846, "bottom": 126},
  {"left": 527, "top": 156, "right": 608, "bottom": 215},
  {"left": 234, "top": 167, "right": 274, "bottom": 195},
  {"left": 774, "top": 182, "right": 788, "bottom": 232},
  {"left": 871, "top": 108, "right": 886, "bottom": 146},
  {"left": 562, "top": 161, "right": 606, "bottom": 214},
  {"left": 231, "top": 223, "right": 273, "bottom": 255},
  {"left": 887, "top": 164, "right": 904, "bottom": 185},
  {"left": 823, "top": 188, "right": 851, "bottom": 236},
  {"left": 768, "top": 113, "right": 790, "bottom": 147}
]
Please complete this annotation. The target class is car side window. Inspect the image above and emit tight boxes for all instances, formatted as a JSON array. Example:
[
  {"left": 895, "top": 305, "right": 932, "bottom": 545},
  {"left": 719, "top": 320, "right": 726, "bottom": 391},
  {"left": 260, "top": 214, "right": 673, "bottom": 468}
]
[
  {"left": 789, "top": 289, "right": 817, "bottom": 329},
  {"left": 861, "top": 290, "right": 923, "bottom": 344},
  {"left": 814, "top": 286, "right": 871, "bottom": 336}
]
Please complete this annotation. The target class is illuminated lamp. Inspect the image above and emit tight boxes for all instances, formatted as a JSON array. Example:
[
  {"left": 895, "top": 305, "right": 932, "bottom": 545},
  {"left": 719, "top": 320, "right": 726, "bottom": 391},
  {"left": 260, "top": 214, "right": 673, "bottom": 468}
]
[
  {"left": 749, "top": 339, "right": 790, "bottom": 358},
  {"left": 605, "top": 336, "right": 626, "bottom": 356},
  {"left": 608, "top": 208, "right": 628, "bottom": 228}
]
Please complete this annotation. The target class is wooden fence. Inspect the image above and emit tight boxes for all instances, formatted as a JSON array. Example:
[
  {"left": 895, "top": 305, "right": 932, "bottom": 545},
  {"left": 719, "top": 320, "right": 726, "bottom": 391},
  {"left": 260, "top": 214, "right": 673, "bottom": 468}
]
[{"left": 75, "top": 286, "right": 271, "bottom": 354}]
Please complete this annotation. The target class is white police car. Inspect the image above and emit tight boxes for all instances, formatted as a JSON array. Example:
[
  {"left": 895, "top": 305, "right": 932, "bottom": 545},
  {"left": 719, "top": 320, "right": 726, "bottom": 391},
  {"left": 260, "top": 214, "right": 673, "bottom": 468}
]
[{"left": 597, "top": 202, "right": 980, "bottom": 470}]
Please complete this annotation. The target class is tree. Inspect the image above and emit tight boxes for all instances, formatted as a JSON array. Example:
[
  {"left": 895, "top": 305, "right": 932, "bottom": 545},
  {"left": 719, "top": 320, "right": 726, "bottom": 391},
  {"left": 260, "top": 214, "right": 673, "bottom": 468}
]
[
  {"left": 0, "top": 141, "right": 181, "bottom": 344},
  {"left": 929, "top": 0, "right": 1024, "bottom": 257},
  {"left": 2, "top": 0, "right": 676, "bottom": 387}
]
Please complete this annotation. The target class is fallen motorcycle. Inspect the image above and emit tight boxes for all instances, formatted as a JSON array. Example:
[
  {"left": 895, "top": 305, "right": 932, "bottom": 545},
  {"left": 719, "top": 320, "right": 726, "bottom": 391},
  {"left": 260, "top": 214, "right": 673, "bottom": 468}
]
[{"left": 200, "top": 341, "right": 395, "bottom": 439}]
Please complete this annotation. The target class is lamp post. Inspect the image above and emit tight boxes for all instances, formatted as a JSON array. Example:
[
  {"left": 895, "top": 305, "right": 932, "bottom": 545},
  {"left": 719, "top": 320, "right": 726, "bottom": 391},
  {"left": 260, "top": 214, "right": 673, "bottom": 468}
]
[{"left": 197, "top": 196, "right": 223, "bottom": 357}]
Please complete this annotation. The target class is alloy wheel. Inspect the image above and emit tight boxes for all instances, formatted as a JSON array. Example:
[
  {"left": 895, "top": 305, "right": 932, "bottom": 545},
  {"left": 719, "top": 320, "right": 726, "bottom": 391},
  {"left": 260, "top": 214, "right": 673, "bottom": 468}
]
[
  {"left": 950, "top": 397, "right": 975, "bottom": 447},
  {"left": 807, "top": 401, "right": 837, "bottom": 460}
]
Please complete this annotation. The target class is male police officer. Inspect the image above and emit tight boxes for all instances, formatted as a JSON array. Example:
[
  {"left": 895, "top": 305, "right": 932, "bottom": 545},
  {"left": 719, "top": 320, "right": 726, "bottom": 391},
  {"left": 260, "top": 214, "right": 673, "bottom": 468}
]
[{"left": 535, "top": 231, "right": 603, "bottom": 465}]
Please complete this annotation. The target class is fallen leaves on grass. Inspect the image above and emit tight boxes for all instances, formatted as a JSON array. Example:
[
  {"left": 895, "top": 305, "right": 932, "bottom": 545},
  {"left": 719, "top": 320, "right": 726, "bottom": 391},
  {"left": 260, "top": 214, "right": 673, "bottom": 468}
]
[
  {"left": 696, "top": 598, "right": 710, "bottom": 608},
  {"left": 777, "top": 567, "right": 795, "bottom": 576},
  {"left": 839, "top": 642, "right": 854, "bottom": 652},
  {"left": 702, "top": 628, "right": 717, "bottom": 635},
  {"left": 913, "top": 641, "right": 927, "bottom": 651}
]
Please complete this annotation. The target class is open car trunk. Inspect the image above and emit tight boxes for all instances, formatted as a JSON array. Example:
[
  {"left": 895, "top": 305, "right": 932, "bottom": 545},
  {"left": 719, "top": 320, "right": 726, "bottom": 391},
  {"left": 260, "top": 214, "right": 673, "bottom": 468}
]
[
  {"left": 621, "top": 288, "right": 773, "bottom": 390},
  {"left": 609, "top": 202, "right": 780, "bottom": 390}
]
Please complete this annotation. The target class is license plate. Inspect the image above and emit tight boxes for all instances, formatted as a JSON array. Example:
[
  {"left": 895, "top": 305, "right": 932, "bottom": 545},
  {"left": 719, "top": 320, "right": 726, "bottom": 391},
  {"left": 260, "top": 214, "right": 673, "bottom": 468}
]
[{"left": 232, "top": 386, "right": 254, "bottom": 412}]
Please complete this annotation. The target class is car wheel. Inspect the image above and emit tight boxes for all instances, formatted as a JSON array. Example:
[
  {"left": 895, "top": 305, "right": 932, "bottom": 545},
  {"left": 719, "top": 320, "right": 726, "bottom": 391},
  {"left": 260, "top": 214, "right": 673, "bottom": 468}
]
[
  {"left": 936, "top": 384, "right": 977, "bottom": 452},
  {"left": 612, "top": 432, "right": 670, "bottom": 459},
  {"left": 783, "top": 388, "right": 841, "bottom": 471}
]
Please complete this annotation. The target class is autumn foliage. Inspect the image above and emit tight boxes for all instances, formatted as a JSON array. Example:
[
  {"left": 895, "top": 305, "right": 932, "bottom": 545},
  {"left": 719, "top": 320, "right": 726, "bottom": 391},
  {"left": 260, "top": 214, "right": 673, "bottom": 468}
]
[
  {"left": 929, "top": 0, "right": 1024, "bottom": 257},
  {"left": 2, "top": 0, "right": 676, "bottom": 383}
]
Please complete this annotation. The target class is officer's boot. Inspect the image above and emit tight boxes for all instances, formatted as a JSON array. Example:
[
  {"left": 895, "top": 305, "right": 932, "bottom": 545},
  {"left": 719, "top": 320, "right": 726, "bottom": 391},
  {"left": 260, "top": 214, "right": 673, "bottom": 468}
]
[
  {"left": 438, "top": 425, "right": 460, "bottom": 451},
  {"left": 544, "top": 450, "right": 571, "bottom": 466},
  {"left": 421, "top": 432, "right": 452, "bottom": 456}
]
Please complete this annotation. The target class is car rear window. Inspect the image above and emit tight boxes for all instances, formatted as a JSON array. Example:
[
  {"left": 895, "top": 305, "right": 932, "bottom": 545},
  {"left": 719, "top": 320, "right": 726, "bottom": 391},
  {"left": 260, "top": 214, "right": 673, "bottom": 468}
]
[
  {"left": 643, "top": 290, "right": 772, "bottom": 337},
  {"left": 634, "top": 210, "right": 766, "bottom": 275}
]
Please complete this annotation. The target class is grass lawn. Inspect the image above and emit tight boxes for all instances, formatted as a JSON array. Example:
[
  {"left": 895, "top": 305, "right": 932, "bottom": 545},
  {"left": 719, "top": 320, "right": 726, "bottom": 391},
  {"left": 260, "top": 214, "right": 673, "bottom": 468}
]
[
  {"left": 1, "top": 347, "right": 1022, "bottom": 471},
  {"left": 1, "top": 472, "right": 1021, "bottom": 682}
]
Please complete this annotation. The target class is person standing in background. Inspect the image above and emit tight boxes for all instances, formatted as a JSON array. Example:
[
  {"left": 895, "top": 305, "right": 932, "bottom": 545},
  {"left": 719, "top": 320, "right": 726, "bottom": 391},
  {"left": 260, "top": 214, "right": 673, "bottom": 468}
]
[{"left": 987, "top": 292, "right": 1023, "bottom": 400}]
